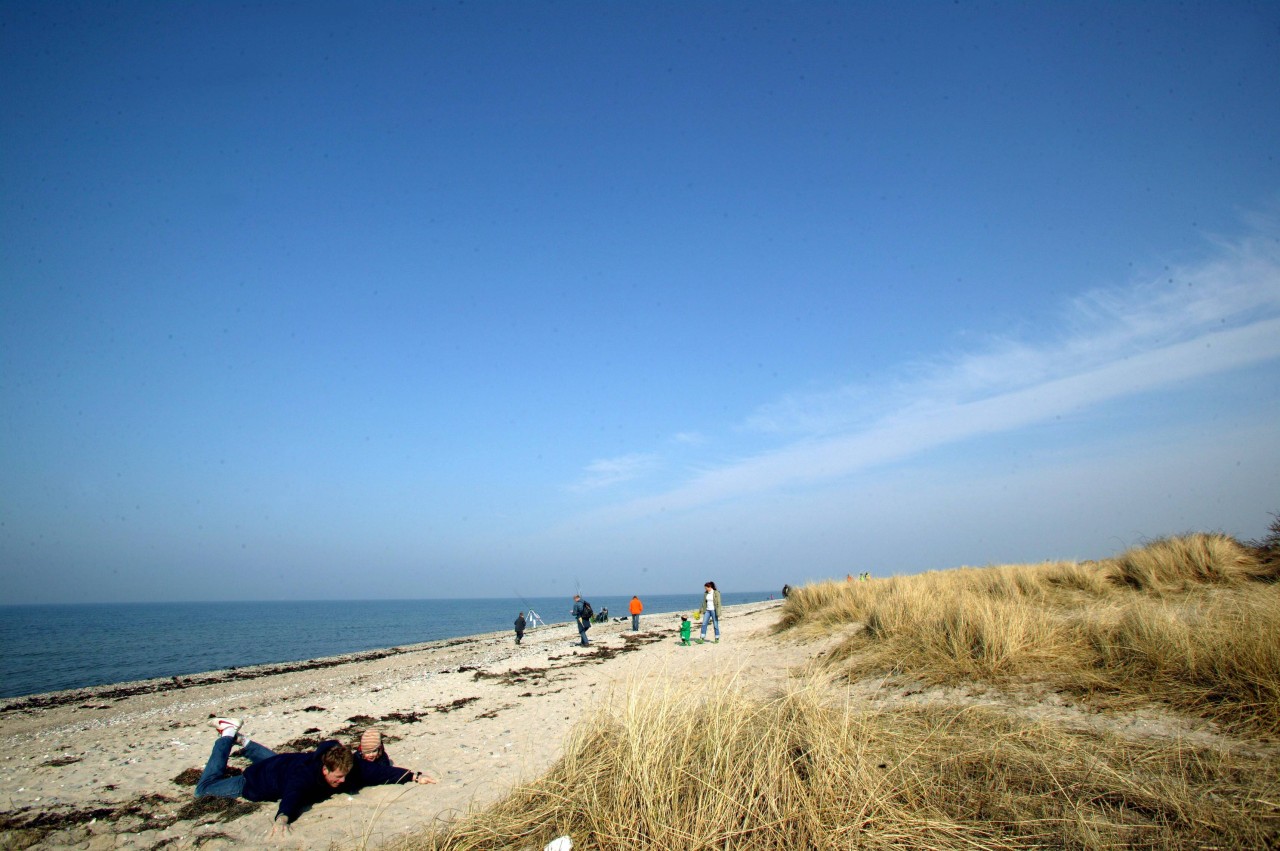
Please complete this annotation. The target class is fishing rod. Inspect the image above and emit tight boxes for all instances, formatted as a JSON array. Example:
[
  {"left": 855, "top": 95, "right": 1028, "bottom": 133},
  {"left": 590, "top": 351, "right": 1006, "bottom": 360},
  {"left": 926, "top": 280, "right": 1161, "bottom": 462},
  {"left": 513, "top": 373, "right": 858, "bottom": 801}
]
[{"left": 514, "top": 588, "right": 546, "bottom": 629}]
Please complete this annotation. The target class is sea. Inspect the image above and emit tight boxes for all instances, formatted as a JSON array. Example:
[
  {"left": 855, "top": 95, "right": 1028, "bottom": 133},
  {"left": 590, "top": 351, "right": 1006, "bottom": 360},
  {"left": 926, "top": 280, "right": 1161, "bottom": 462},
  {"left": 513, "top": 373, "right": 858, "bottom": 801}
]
[{"left": 0, "top": 590, "right": 777, "bottom": 699}]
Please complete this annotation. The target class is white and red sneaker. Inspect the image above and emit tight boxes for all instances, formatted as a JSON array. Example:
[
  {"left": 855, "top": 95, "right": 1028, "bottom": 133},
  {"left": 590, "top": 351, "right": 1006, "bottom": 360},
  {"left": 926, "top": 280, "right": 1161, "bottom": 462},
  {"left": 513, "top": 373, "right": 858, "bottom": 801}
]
[{"left": 211, "top": 717, "right": 242, "bottom": 737}]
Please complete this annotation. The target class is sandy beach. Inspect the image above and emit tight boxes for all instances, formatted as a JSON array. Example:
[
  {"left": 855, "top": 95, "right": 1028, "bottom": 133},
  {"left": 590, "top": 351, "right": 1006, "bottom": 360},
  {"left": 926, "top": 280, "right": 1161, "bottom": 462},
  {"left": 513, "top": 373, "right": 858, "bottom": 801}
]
[{"left": 0, "top": 601, "right": 792, "bottom": 850}]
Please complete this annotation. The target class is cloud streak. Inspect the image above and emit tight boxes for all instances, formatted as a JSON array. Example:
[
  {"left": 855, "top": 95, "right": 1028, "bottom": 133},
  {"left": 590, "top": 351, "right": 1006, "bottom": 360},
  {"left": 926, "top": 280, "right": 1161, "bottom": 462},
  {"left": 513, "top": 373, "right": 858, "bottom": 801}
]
[
  {"left": 569, "top": 453, "right": 659, "bottom": 492},
  {"left": 578, "top": 227, "right": 1280, "bottom": 525}
]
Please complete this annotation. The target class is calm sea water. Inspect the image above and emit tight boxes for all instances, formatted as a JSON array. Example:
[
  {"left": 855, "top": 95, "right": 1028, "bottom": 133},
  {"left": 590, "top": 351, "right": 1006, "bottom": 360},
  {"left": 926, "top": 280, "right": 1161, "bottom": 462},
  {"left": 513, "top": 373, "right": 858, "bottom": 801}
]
[{"left": 0, "top": 591, "right": 776, "bottom": 698}]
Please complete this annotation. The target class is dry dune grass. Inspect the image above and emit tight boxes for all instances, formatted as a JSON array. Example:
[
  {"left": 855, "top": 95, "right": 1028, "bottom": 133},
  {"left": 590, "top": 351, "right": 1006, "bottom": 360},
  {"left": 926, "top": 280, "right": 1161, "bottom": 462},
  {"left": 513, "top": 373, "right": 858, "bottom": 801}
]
[
  {"left": 803, "top": 532, "right": 1280, "bottom": 735},
  {"left": 387, "top": 677, "right": 1277, "bottom": 850},
  {"left": 1110, "top": 531, "right": 1277, "bottom": 591},
  {"left": 385, "top": 530, "right": 1280, "bottom": 850}
]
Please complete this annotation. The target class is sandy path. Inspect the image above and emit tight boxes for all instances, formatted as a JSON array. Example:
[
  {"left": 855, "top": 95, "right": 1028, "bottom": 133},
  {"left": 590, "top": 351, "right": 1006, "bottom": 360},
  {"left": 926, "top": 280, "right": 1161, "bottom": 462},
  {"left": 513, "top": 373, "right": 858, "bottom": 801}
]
[{"left": 0, "top": 601, "right": 794, "bottom": 850}]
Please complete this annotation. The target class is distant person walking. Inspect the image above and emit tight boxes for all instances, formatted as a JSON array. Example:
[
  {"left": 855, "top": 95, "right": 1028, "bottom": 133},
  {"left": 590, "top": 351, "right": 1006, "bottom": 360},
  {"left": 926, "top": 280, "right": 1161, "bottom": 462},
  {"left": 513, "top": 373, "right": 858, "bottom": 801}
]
[
  {"left": 572, "top": 595, "right": 591, "bottom": 647},
  {"left": 514, "top": 612, "right": 526, "bottom": 645},
  {"left": 696, "top": 581, "right": 722, "bottom": 644},
  {"left": 629, "top": 595, "right": 643, "bottom": 631}
]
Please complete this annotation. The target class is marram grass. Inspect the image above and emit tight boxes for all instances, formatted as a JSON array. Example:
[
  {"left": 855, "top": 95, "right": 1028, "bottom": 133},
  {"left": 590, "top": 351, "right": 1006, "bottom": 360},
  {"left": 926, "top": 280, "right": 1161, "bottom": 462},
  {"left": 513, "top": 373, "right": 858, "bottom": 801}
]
[
  {"left": 386, "top": 676, "right": 1278, "bottom": 850},
  {"left": 799, "top": 533, "right": 1280, "bottom": 734}
]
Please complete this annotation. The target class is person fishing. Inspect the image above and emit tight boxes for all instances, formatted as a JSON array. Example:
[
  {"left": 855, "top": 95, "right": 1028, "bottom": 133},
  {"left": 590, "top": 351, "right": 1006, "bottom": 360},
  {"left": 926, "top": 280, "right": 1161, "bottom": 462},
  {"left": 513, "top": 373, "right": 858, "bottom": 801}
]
[{"left": 572, "top": 594, "right": 592, "bottom": 646}]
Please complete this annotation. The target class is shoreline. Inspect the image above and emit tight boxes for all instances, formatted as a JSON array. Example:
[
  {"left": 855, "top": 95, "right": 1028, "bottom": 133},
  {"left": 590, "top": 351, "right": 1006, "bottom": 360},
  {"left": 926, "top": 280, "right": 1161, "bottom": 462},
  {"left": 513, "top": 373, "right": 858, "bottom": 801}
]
[
  {"left": 0, "top": 607, "right": 701, "bottom": 712},
  {"left": 0, "top": 629, "right": 513, "bottom": 714},
  {"left": 1, "top": 594, "right": 783, "bottom": 703},
  {"left": 0, "top": 600, "right": 792, "bottom": 850}
]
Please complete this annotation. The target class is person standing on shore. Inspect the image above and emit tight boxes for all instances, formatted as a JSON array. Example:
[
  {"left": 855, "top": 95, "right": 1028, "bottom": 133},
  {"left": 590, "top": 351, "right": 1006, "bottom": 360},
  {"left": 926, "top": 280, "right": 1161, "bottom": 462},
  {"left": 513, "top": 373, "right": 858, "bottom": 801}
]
[
  {"left": 194, "top": 717, "right": 436, "bottom": 839},
  {"left": 695, "top": 581, "right": 722, "bottom": 644},
  {"left": 514, "top": 612, "right": 527, "bottom": 645},
  {"left": 629, "top": 595, "right": 643, "bottom": 631},
  {"left": 572, "top": 594, "right": 591, "bottom": 646}
]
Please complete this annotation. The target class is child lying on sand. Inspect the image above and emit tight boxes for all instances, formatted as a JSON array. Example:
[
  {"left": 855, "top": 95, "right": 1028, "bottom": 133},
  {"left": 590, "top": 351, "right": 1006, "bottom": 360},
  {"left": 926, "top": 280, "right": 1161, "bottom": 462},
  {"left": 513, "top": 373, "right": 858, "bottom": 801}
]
[{"left": 196, "top": 717, "right": 436, "bottom": 840}]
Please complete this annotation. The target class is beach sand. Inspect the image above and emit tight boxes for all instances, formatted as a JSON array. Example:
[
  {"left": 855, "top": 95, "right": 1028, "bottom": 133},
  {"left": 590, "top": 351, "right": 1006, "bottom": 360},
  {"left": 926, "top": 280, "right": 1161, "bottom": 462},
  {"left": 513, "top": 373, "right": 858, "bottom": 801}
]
[{"left": 0, "top": 601, "right": 794, "bottom": 850}]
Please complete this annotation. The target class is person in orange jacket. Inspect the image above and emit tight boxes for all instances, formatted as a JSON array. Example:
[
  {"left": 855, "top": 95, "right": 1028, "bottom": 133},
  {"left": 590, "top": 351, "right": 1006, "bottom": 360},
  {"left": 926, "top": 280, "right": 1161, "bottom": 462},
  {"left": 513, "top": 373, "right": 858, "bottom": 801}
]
[{"left": 629, "top": 595, "right": 643, "bottom": 631}]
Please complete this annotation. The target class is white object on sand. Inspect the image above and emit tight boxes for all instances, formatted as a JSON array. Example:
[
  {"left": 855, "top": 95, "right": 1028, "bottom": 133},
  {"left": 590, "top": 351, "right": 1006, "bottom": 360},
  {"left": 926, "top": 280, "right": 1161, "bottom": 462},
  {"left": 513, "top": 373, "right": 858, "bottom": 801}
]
[{"left": 544, "top": 837, "right": 572, "bottom": 851}]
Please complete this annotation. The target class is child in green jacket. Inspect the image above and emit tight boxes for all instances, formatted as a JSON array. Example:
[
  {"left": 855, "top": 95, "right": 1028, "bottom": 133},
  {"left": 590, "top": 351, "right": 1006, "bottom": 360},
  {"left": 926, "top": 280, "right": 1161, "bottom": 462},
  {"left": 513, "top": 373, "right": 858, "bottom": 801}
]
[{"left": 679, "top": 616, "right": 692, "bottom": 645}]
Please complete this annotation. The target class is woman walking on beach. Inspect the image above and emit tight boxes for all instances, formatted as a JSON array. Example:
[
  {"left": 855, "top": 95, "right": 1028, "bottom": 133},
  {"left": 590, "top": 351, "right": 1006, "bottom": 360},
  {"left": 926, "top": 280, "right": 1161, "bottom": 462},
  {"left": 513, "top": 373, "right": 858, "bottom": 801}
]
[{"left": 696, "top": 581, "right": 721, "bottom": 644}]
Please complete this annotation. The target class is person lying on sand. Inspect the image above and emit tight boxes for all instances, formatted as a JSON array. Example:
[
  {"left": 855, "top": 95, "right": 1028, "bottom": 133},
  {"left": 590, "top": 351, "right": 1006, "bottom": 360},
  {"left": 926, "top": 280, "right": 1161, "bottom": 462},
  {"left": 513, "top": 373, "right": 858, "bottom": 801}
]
[
  {"left": 354, "top": 727, "right": 391, "bottom": 765},
  {"left": 196, "top": 717, "right": 436, "bottom": 839}
]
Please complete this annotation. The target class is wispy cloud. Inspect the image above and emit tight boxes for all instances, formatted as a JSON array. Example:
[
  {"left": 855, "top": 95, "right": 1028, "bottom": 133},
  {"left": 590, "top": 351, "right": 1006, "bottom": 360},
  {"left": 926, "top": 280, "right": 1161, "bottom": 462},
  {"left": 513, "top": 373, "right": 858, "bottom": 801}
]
[
  {"left": 583, "top": 227, "right": 1280, "bottom": 523},
  {"left": 568, "top": 453, "right": 659, "bottom": 492},
  {"left": 750, "top": 228, "right": 1280, "bottom": 435}
]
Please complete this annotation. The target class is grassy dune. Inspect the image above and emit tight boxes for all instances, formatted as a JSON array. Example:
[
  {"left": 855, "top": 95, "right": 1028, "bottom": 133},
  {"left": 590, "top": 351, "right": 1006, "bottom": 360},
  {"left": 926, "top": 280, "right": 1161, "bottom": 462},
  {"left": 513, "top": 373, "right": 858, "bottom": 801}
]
[
  {"left": 787, "top": 531, "right": 1280, "bottom": 736},
  {"left": 388, "top": 526, "right": 1280, "bottom": 850}
]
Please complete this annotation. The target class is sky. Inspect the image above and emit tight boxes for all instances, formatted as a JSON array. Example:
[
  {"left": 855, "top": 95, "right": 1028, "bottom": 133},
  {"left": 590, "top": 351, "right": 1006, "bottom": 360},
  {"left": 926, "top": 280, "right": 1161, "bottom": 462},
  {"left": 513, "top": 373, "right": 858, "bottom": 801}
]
[{"left": 2, "top": 1, "right": 1278, "bottom": 604}]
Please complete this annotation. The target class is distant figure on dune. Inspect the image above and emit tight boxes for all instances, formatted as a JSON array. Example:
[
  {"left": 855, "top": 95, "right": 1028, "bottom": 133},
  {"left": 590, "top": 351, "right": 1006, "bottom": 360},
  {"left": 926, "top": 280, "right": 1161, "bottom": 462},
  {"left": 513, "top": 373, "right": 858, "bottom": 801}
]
[
  {"left": 782, "top": 584, "right": 791, "bottom": 598},
  {"left": 194, "top": 717, "right": 435, "bottom": 839},
  {"left": 514, "top": 611, "right": 527, "bottom": 645},
  {"left": 629, "top": 595, "right": 643, "bottom": 631},
  {"left": 696, "top": 581, "right": 722, "bottom": 644}
]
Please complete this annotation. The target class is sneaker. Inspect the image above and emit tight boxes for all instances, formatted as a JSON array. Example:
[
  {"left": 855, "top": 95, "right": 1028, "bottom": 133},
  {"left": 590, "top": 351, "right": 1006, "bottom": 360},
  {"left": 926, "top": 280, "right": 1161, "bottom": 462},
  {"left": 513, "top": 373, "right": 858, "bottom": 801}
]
[
  {"left": 211, "top": 717, "right": 242, "bottom": 737},
  {"left": 695, "top": 638, "right": 705, "bottom": 644},
  {"left": 714, "top": 638, "right": 719, "bottom": 643}
]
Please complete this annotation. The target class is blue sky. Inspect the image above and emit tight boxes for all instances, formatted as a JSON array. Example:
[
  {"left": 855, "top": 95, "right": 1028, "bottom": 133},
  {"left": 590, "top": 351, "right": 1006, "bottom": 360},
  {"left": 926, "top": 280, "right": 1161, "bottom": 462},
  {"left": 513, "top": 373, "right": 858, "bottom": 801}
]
[{"left": 2, "top": 1, "right": 1278, "bottom": 604}]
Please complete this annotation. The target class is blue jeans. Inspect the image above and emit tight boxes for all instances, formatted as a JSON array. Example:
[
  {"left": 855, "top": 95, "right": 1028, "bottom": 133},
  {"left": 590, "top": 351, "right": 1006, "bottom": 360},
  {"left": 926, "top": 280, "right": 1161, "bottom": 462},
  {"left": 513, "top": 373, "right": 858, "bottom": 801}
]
[
  {"left": 577, "top": 618, "right": 590, "bottom": 645},
  {"left": 631, "top": 614, "right": 640, "bottom": 631},
  {"left": 196, "top": 736, "right": 276, "bottom": 798},
  {"left": 700, "top": 609, "right": 720, "bottom": 639}
]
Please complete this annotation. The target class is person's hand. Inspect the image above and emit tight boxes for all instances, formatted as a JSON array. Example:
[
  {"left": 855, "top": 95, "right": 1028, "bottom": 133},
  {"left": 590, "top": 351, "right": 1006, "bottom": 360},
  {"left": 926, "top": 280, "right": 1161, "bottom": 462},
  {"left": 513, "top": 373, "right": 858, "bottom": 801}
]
[
  {"left": 268, "top": 814, "right": 292, "bottom": 839},
  {"left": 414, "top": 771, "right": 438, "bottom": 785}
]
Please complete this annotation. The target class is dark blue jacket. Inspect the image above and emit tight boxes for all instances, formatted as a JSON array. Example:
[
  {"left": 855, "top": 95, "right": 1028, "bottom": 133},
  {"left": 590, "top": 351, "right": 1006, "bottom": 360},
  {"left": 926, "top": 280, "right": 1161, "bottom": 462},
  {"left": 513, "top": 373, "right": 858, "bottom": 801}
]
[
  {"left": 243, "top": 740, "right": 415, "bottom": 822},
  {"left": 353, "top": 745, "right": 392, "bottom": 766},
  {"left": 345, "top": 752, "right": 415, "bottom": 788}
]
